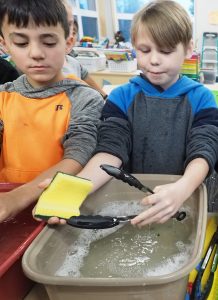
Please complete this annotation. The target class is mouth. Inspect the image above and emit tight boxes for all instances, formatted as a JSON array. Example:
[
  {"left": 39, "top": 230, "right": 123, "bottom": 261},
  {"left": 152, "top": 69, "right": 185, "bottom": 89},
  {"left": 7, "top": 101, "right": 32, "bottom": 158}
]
[
  {"left": 148, "top": 71, "right": 164, "bottom": 75},
  {"left": 29, "top": 65, "right": 49, "bottom": 70}
]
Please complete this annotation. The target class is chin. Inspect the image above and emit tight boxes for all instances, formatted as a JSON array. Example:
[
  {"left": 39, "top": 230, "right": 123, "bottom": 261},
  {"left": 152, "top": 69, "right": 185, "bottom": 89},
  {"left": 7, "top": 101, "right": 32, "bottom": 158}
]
[{"left": 29, "top": 74, "right": 55, "bottom": 82}]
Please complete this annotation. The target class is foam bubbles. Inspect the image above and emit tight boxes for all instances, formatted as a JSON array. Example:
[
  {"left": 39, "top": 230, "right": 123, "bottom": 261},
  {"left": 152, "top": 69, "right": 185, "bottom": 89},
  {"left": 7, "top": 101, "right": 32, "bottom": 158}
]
[
  {"left": 55, "top": 200, "right": 193, "bottom": 278},
  {"left": 145, "top": 244, "right": 193, "bottom": 276},
  {"left": 96, "top": 199, "right": 146, "bottom": 216},
  {"left": 56, "top": 225, "right": 124, "bottom": 277}
]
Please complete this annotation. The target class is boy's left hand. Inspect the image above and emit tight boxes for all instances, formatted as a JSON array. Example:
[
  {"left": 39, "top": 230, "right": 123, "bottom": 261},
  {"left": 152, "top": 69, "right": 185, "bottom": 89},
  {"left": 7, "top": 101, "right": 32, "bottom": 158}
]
[
  {"left": 0, "top": 191, "right": 21, "bottom": 222},
  {"left": 33, "top": 179, "right": 67, "bottom": 225},
  {"left": 131, "top": 180, "right": 190, "bottom": 227}
]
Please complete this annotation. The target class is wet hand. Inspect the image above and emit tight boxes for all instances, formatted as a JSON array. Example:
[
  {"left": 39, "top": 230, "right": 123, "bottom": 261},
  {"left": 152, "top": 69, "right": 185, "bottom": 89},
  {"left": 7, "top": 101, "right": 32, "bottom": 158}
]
[{"left": 131, "top": 180, "right": 188, "bottom": 227}]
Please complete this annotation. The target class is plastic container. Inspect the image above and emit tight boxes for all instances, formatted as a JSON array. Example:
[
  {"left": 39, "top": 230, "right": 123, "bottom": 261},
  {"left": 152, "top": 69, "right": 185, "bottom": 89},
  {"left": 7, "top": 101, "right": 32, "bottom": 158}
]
[
  {"left": 180, "top": 53, "right": 200, "bottom": 80},
  {"left": 76, "top": 56, "right": 106, "bottom": 72},
  {"left": 108, "top": 59, "right": 137, "bottom": 73},
  {"left": 22, "top": 175, "right": 207, "bottom": 300},
  {"left": 0, "top": 183, "right": 44, "bottom": 300},
  {"left": 201, "top": 68, "right": 217, "bottom": 84}
]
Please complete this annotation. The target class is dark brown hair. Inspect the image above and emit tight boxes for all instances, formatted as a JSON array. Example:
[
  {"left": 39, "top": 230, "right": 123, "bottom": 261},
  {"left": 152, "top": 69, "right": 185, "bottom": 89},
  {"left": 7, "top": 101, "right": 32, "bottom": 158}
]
[{"left": 0, "top": 0, "right": 70, "bottom": 38}]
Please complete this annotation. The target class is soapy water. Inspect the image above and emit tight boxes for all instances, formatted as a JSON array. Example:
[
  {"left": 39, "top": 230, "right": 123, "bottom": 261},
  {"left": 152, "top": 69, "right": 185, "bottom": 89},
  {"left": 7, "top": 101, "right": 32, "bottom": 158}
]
[{"left": 55, "top": 200, "right": 194, "bottom": 278}]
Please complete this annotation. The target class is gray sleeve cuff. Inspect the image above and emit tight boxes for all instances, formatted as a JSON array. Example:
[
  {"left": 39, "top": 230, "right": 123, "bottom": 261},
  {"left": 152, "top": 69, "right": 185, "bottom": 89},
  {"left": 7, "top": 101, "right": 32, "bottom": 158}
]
[
  {"left": 94, "top": 117, "right": 132, "bottom": 165},
  {"left": 185, "top": 124, "right": 218, "bottom": 176},
  {"left": 62, "top": 87, "right": 104, "bottom": 166}
]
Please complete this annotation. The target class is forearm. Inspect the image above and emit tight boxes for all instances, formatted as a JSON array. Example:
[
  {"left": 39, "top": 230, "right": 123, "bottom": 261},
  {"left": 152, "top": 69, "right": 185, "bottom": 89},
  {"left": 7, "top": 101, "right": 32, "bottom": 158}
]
[
  {"left": 8, "top": 158, "right": 83, "bottom": 210},
  {"left": 178, "top": 157, "right": 209, "bottom": 197},
  {"left": 78, "top": 152, "right": 122, "bottom": 192}
]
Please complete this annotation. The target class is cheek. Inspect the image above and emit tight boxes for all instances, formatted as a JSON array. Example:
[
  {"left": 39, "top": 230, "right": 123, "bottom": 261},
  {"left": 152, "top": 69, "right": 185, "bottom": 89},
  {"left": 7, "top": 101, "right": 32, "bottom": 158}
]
[
  {"left": 9, "top": 48, "right": 27, "bottom": 64},
  {"left": 169, "top": 56, "right": 185, "bottom": 70},
  {"left": 136, "top": 52, "right": 142, "bottom": 61},
  {"left": 136, "top": 53, "right": 147, "bottom": 66},
  {"left": 46, "top": 43, "right": 66, "bottom": 58},
  {"left": 49, "top": 49, "right": 66, "bottom": 67}
]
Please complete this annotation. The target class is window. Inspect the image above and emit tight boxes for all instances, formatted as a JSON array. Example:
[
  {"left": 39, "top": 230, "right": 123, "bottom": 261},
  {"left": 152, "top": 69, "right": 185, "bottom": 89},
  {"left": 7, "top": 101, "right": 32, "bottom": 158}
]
[
  {"left": 116, "top": 0, "right": 147, "bottom": 14},
  {"left": 82, "top": 16, "right": 98, "bottom": 40},
  {"left": 118, "top": 20, "right": 131, "bottom": 43},
  {"left": 79, "top": 0, "right": 96, "bottom": 11},
  {"left": 69, "top": 0, "right": 99, "bottom": 40},
  {"left": 112, "top": 0, "right": 195, "bottom": 42}
]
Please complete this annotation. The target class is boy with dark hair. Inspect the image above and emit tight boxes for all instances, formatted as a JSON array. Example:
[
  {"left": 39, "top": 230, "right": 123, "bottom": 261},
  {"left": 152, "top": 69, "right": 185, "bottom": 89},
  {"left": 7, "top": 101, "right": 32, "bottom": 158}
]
[{"left": 0, "top": 0, "right": 103, "bottom": 222}]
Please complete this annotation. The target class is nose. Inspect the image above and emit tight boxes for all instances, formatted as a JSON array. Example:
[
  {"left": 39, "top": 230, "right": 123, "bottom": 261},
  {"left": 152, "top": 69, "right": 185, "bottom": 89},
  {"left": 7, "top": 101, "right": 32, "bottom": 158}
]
[
  {"left": 28, "top": 42, "right": 45, "bottom": 60},
  {"left": 149, "top": 51, "right": 160, "bottom": 66}
]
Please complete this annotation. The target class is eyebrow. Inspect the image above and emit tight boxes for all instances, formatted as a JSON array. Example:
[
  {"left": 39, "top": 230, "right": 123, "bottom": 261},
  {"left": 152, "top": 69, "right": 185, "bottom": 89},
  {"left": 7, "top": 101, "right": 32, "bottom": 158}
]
[
  {"left": 9, "top": 32, "right": 59, "bottom": 39},
  {"left": 135, "top": 43, "right": 149, "bottom": 47}
]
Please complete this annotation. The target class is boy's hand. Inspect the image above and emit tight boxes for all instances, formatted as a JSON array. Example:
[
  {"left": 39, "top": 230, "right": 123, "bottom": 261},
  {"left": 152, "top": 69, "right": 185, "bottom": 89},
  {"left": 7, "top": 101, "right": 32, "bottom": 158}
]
[
  {"left": 32, "top": 206, "right": 67, "bottom": 225},
  {"left": 47, "top": 216, "right": 67, "bottom": 225},
  {"left": 33, "top": 178, "right": 67, "bottom": 225},
  {"left": 131, "top": 179, "right": 190, "bottom": 227},
  {"left": 37, "top": 178, "right": 52, "bottom": 189},
  {"left": 0, "top": 191, "right": 22, "bottom": 222}
]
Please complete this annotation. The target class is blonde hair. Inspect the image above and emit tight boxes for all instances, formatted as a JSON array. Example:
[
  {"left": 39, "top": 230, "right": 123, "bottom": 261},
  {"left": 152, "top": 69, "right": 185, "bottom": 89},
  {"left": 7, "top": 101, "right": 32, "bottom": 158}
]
[{"left": 131, "top": 0, "right": 192, "bottom": 50}]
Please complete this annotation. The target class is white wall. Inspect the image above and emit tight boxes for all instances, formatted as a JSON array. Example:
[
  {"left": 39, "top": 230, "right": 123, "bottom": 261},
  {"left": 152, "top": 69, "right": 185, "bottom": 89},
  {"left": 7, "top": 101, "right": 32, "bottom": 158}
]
[{"left": 194, "top": 0, "right": 218, "bottom": 51}]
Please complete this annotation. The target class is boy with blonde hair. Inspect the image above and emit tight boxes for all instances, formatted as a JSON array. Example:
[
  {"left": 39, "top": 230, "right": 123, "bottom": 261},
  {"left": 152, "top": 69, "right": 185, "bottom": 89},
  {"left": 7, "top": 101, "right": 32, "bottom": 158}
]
[
  {"left": 42, "top": 0, "right": 218, "bottom": 227},
  {"left": 0, "top": 0, "right": 103, "bottom": 222}
]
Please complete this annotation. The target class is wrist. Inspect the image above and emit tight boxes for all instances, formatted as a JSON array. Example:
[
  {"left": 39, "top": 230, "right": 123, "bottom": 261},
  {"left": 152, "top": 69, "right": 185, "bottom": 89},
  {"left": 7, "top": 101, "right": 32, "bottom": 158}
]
[
  {"left": 11, "top": 183, "right": 39, "bottom": 208},
  {"left": 177, "top": 176, "right": 197, "bottom": 198}
]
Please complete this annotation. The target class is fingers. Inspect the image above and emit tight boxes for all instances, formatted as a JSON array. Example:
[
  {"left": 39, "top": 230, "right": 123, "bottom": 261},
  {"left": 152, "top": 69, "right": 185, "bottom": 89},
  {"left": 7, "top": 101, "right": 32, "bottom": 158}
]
[
  {"left": 131, "top": 191, "right": 177, "bottom": 227},
  {"left": 33, "top": 216, "right": 42, "bottom": 222},
  {"left": 32, "top": 205, "right": 44, "bottom": 222},
  {"left": 47, "top": 216, "right": 66, "bottom": 225},
  {"left": 38, "top": 178, "right": 52, "bottom": 189},
  {"left": 131, "top": 210, "right": 172, "bottom": 227},
  {"left": 35, "top": 179, "right": 66, "bottom": 225},
  {"left": 32, "top": 205, "right": 66, "bottom": 225},
  {"left": 153, "top": 185, "right": 162, "bottom": 193}
]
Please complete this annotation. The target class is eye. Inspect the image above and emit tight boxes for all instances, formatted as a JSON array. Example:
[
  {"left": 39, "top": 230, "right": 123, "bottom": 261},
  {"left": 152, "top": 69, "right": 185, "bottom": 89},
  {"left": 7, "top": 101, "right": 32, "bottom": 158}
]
[
  {"left": 138, "top": 48, "right": 149, "bottom": 54},
  {"left": 14, "top": 42, "right": 28, "bottom": 47},
  {"left": 160, "top": 49, "right": 173, "bottom": 55},
  {"left": 44, "top": 42, "right": 57, "bottom": 47}
]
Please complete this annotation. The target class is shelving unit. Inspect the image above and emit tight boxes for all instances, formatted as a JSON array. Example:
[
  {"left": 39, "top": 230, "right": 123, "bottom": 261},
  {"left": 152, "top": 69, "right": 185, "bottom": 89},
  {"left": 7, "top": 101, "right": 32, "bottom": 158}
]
[
  {"left": 201, "top": 32, "right": 218, "bottom": 80},
  {"left": 181, "top": 52, "right": 200, "bottom": 81}
]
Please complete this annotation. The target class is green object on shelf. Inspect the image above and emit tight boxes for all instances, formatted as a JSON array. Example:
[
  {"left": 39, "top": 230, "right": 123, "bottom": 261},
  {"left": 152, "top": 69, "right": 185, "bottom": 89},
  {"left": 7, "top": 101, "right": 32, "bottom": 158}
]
[{"left": 212, "top": 90, "right": 218, "bottom": 106}]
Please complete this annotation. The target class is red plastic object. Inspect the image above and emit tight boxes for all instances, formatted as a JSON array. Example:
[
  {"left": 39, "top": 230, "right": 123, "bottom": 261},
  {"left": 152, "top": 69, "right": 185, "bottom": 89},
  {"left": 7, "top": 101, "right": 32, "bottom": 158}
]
[{"left": 0, "top": 183, "right": 44, "bottom": 300}]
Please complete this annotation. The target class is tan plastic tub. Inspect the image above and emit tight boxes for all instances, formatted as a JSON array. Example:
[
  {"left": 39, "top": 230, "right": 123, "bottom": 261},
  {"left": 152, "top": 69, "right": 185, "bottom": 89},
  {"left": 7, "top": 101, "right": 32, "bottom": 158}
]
[{"left": 22, "top": 174, "right": 207, "bottom": 300}]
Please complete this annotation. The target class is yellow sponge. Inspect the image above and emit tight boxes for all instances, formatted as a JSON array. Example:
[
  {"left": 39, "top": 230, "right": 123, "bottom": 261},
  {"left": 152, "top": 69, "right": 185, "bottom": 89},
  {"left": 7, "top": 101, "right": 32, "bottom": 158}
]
[{"left": 34, "top": 172, "right": 93, "bottom": 220}]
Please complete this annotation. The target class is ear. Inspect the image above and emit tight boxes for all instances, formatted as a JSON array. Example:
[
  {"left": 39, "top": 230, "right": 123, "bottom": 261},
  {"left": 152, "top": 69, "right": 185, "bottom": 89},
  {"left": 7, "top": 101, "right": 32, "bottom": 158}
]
[
  {"left": 185, "top": 39, "right": 194, "bottom": 59},
  {"left": 0, "top": 36, "right": 10, "bottom": 54},
  {"left": 65, "top": 36, "right": 74, "bottom": 55}
]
